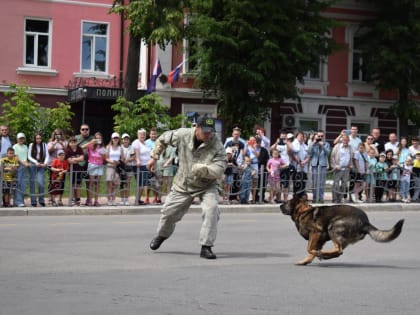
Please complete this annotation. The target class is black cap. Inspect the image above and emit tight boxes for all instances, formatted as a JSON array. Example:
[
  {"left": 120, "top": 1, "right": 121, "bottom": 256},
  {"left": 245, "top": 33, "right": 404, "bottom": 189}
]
[{"left": 196, "top": 116, "right": 216, "bottom": 132}]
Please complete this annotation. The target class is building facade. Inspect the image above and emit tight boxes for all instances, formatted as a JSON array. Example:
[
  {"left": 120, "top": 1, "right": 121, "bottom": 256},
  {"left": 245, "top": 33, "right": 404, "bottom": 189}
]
[{"left": 0, "top": 0, "right": 416, "bottom": 143}]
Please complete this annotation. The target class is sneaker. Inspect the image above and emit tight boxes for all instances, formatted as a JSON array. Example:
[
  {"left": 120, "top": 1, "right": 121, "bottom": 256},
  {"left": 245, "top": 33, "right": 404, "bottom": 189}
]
[
  {"left": 145, "top": 198, "right": 150, "bottom": 205},
  {"left": 107, "top": 201, "right": 113, "bottom": 206},
  {"left": 120, "top": 201, "right": 125, "bottom": 206},
  {"left": 200, "top": 246, "right": 217, "bottom": 259},
  {"left": 18, "top": 204, "right": 25, "bottom": 207},
  {"left": 153, "top": 198, "right": 158, "bottom": 204},
  {"left": 124, "top": 201, "right": 130, "bottom": 206}
]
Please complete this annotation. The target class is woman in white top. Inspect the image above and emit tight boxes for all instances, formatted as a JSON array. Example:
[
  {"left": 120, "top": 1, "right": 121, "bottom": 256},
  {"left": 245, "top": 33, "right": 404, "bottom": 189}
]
[
  {"left": 132, "top": 129, "right": 152, "bottom": 205},
  {"left": 120, "top": 133, "right": 136, "bottom": 205},
  {"left": 105, "top": 132, "right": 124, "bottom": 206}
]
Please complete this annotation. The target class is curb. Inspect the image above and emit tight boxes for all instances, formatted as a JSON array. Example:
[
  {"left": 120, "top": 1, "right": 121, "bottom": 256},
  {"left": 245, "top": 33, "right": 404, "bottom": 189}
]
[{"left": 0, "top": 202, "right": 419, "bottom": 217}]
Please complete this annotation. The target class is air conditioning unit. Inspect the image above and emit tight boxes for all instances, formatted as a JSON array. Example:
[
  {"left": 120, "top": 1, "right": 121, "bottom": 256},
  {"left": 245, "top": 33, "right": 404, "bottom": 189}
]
[{"left": 282, "top": 115, "right": 299, "bottom": 128}]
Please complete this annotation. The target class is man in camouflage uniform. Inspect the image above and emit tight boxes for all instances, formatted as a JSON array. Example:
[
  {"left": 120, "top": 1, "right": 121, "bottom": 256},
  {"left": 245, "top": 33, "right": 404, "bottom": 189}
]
[{"left": 146, "top": 117, "right": 226, "bottom": 259}]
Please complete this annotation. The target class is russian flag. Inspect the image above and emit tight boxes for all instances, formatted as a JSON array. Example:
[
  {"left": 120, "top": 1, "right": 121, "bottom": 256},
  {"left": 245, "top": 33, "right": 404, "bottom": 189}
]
[
  {"left": 147, "top": 59, "right": 162, "bottom": 93},
  {"left": 168, "top": 61, "right": 184, "bottom": 84}
]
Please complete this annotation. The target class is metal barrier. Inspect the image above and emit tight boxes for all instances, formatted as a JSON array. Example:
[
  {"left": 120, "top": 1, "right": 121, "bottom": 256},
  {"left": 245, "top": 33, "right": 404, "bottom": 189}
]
[{"left": 1, "top": 164, "right": 419, "bottom": 206}]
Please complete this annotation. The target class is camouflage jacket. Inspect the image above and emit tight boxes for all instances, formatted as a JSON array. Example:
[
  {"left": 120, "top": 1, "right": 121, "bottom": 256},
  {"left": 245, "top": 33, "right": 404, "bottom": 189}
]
[{"left": 151, "top": 127, "right": 226, "bottom": 195}]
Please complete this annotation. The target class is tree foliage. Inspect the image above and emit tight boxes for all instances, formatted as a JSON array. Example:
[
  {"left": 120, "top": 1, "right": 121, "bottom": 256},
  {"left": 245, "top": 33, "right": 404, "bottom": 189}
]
[
  {"left": 0, "top": 84, "right": 74, "bottom": 141},
  {"left": 188, "top": 0, "right": 339, "bottom": 133},
  {"left": 357, "top": 0, "right": 420, "bottom": 136},
  {"left": 111, "top": 93, "right": 189, "bottom": 137}
]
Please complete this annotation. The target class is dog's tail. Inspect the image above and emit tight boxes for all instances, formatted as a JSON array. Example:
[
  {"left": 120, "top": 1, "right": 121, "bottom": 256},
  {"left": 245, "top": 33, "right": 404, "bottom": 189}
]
[{"left": 367, "top": 219, "right": 404, "bottom": 242}]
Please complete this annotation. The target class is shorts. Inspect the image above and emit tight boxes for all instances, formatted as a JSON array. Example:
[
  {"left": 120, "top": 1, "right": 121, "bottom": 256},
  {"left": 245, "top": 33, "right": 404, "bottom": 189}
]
[
  {"left": 136, "top": 165, "right": 152, "bottom": 187},
  {"left": 105, "top": 164, "right": 120, "bottom": 182},
  {"left": 355, "top": 173, "right": 366, "bottom": 182},
  {"left": 70, "top": 171, "right": 83, "bottom": 186},
  {"left": 2, "top": 181, "right": 16, "bottom": 193},
  {"left": 224, "top": 174, "right": 234, "bottom": 185},
  {"left": 87, "top": 163, "right": 103, "bottom": 177}
]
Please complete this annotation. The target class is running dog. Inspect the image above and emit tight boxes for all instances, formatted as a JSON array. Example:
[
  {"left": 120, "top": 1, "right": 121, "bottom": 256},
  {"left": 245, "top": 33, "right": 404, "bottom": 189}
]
[{"left": 280, "top": 194, "right": 404, "bottom": 265}]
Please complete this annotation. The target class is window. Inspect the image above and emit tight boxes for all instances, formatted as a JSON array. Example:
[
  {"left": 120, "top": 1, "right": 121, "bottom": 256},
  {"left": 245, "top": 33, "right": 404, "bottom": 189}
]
[
  {"left": 352, "top": 36, "right": 367, "bottom": 82},
  {"left": 24, "top": 19, "right": 51, "bottom": 67},
  {"left": 81, "top": 22, "right": 108, "bottom": 73},
  {"left": 303, "top": 62, "right": 321, "bottom": 80}
]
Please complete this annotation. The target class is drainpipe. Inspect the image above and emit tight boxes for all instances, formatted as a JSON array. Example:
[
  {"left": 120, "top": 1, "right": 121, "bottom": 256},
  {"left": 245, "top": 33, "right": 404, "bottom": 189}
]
[{"left": 119, "top": 0, "right": 125, "bottom": 88}]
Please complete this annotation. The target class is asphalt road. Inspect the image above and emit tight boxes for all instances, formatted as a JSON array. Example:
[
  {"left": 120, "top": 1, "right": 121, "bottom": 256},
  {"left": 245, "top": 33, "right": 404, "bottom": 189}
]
[{"left": 0, "top": 211, "right": 419, "bottom": 315}]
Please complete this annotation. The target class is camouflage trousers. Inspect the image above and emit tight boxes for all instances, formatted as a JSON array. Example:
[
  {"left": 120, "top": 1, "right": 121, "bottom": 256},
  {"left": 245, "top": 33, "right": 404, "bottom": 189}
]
[{"left": 156, "top": 186, "right": 220, "bottom": 246}]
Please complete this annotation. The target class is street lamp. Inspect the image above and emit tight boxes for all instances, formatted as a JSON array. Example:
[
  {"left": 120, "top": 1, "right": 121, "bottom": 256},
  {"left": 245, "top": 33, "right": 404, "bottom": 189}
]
[{"left": 78, "top": 88, "right": 87, "bottom": 124}]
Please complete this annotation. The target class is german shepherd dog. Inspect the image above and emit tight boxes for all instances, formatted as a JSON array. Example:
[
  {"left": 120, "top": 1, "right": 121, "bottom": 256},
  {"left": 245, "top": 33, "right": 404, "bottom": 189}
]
[{"left": 280, "top": 194, "right": 404, "bottom": 265}]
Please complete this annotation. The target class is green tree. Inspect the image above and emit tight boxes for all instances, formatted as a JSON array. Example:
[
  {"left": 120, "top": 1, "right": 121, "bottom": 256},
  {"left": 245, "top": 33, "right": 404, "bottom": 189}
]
[
  {"left": 111, "top": 93, "right": 188, "bottom": 137},
  {"left": 1, "top": 84, "right": 74, "bottom": 141},
  {"left": 189, "top": 0, "right": 339, "bottom": 134},
  {"left": 358, "top": 0, "right": 420, "bottom": 136},
  {"left": 110, "top": 0, "right": 189, "bottom": 101}
]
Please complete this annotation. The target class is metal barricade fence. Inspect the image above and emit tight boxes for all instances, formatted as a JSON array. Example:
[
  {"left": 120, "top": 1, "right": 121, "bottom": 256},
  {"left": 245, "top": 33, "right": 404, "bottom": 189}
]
[{"left": 1, "top": 164, "right": 419, "bottom": 206}]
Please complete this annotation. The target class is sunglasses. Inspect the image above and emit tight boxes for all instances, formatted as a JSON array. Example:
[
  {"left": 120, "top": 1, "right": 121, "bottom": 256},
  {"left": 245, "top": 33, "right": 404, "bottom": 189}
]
[{"left": 81, "top": 128, "right": 89, "bottom": 131}]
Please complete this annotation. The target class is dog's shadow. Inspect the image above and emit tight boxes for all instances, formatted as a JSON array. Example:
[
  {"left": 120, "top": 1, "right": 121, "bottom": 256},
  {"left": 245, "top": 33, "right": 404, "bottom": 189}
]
[
  {"left": 314, "top": 262, "right": 418, "bottom": 270},
  {"left": 155, "top": 251, "right": 290, "bottom": 259}
]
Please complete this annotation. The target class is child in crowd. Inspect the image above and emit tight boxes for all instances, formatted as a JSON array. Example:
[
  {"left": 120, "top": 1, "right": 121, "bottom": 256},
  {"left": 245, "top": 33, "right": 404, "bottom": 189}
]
[
  {"left": 387, "top": 155, "right": 401, "bottom": 202},
  {"left": 411, "top": 152, "right": 420, "bottom": 202},
  {"left": 266, "top": 149, "right": 285, "bottom": 203},
  {"left": 49, "top": 149, "right": 69, "bottom": 206},
  {"left": 239, "top": 156, "right": 256, "bottom": 204},
  {"left": 1, "top": 147, "right": 19, "bottom": 207},
  {"left": 352, "top": 143, "right": 368, "bottom": 203},
  {"left": 366, "top": 148, "right": 377, "bottom": 202},
  {"left": 374, "top": 153, "right": 388, "bottom": 203},
  {"left": 65, "top": 137, "right": 85, "bottom": 206},
  {"left": 223, "top": 147, "right": 237, "bottom": 204},
  {"left": 399, "top": 156, "right": 412, "bottom": 203}
]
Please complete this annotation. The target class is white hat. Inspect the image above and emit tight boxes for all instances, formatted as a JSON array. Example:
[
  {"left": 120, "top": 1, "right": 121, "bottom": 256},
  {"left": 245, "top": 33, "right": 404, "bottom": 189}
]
[
  {"left": 226, "top": 147, "right": 233, "bottom": 154},
  {"left": 392, "top": 155, "right": 398, "bottom": 160},
  {"left": 122, "top": 133, "right": 130, "bottom": 139},
  {"left": 286, "top": 133, "right": 294, "bottom": 139},
  {"left": 57, "top": 149, "right": 65, "bottom": 155},
  {"left": 111, "top": 132, "right": 120, "bottom": 139},
  {"left": 17, "top": 132, "right": 25, "bottom": 139}
]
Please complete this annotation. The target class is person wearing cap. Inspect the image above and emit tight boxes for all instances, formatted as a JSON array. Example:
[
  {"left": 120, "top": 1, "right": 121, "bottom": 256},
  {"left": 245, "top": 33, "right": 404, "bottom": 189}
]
[
  {"left": 222, "top": 146, "right": 237, "bottom": 204},
  {"left": 399, "top": 156, "right": 413, "bottom": 203},
  {"left": 49, "top": 149, "right": 69, "bottom": 206},
  {"left": 12, "top": 133, "right": 29, "bottom": 207},
  {"left": 147, "top": 116, "right": 226, "bottom": 259},
  {"left": 104, "top": 132, "right": 124, "bottom": 206},
  {"left": 0, "top": 125, "right": 13, "bottom": 158},
  {"left": 120, "top": 133, "right": 136, "bottom": 206}
]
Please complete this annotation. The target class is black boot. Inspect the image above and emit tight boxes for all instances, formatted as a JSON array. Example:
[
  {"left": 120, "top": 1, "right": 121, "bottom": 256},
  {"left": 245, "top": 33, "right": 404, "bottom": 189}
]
[
  {"left": 200, "top": 245, "right": 216, "bottom": 259},
  {"left": 149, "top": 236, "right": 167, "bottom": 250}
]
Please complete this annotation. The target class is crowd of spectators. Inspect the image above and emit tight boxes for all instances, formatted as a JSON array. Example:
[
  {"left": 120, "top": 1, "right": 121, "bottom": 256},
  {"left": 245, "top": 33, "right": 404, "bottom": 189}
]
[{"left": 1, "top": 122, "right": 420, "bottom": 207}]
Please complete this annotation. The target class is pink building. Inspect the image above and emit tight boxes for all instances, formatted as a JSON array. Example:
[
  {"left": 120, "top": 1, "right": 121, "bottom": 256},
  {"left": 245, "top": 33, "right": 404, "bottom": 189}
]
[{"left": 0, "top": 0, "right": 415, "bottom": 142}]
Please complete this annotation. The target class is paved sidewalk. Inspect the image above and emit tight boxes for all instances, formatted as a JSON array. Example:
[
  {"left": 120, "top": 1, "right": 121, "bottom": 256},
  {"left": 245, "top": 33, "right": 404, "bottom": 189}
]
[{"left": 1, "top": 197, "right": 419, "bottom": 216}]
